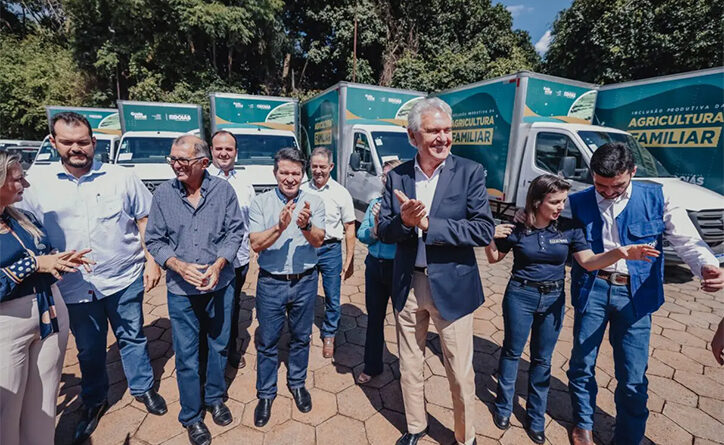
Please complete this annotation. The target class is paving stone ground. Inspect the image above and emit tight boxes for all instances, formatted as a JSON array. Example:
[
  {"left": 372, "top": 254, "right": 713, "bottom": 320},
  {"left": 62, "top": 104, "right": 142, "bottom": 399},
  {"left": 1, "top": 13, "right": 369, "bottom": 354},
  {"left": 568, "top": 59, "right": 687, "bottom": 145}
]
[{"left": 55, "top": 243, "right": 724, "bottom": 444}]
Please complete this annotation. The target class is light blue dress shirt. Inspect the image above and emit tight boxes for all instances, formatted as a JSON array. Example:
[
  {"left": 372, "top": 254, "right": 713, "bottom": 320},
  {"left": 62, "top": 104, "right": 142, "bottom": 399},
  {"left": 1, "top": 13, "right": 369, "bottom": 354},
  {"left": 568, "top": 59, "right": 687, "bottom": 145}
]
[
  {"left": 249, "top": 188, "right": 326, "bottom": 274},
  {"left": 18, "top": 161, "right": 152, "bottom": 303},
  {"left": 357, "top": 197, "right": 396, "bottom": 260}
]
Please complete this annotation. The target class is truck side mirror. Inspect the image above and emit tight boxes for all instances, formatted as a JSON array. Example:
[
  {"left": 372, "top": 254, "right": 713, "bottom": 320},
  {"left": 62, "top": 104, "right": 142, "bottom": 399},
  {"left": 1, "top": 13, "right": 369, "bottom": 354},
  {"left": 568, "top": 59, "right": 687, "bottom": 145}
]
[
  {"left": 559, "top": 156, "right": 577, "bottom": 178},
  {"left": 349, "top": 152, "right": 361, "bottom": 171},
  {"left": 100, "top": 152, "right": 110, "bottom": 164}
]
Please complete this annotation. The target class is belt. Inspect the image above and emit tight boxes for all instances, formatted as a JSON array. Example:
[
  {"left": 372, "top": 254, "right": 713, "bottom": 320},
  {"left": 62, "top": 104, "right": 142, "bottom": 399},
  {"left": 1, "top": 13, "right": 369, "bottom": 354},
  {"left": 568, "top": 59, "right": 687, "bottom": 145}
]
[
  {"left": 414, "top": 266, "right": 428, "bottom": 275},
  {"left": 511, "top": 276, "right": 564, "bottom": 293},
  {"left": 597, "top": 270, "right": 630, "bottom": 286},
  {"left": 322, "top": 239, "right": 342, "bottom": 245},
  {"left": 259, "top": 268, "right": 315, "bottom": 281}
]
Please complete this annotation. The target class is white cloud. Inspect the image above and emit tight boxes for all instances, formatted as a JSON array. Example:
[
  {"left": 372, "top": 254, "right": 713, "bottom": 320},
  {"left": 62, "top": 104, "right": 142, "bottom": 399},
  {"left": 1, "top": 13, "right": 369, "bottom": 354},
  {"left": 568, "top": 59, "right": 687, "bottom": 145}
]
[
  {"left": 535, "top": 30, "right": 553, "bottom": 56},
  {"left": 506, "top": 4, "right": 533, "bottom": 17}
]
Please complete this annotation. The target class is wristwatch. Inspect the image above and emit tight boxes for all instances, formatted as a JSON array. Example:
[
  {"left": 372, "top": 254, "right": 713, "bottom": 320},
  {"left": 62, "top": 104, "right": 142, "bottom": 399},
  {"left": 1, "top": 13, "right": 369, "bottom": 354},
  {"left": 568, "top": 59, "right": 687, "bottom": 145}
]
[{"left": 301, "top": 221, "right": 312, "bottom": 231}]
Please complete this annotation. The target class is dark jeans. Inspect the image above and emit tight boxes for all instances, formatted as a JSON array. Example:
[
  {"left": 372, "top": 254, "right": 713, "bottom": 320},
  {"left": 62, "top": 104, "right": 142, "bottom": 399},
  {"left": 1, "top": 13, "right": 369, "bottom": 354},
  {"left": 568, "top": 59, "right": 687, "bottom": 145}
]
[
  {"left": 494, "top": 279, "right": 565, "bottom": 432},
  {"left": 66, "top": 275, "right": 154, "bottom": 408},
  {"left": 228, "top": 263, "right": 250, "bottom": 356},
  {"left": 255, "top": 269, "right": 317, "bottom": 399},
  {"left": 363, "top": 255, "right": 393, "bottom": 376},
  {"left": 567, "top": 277, "right": 651, "bottom": 444},
  {"left": 167, "top": 284, "right": 233, "bottom": 426},
  {"left": 317, "top": 242, "right": 342, "bottom": 338}
]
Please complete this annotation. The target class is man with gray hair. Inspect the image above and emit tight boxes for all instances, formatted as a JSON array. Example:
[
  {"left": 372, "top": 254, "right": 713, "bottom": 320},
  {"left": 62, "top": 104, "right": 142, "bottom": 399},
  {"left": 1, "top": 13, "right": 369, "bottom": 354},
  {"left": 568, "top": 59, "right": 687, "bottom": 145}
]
[
  {"left": 145, "top": 134, "right": 244, "bottom": 445},
  {"left": 378, "top": 98, "right": 495, "bottom": 445},
  {"left": 301, "top": 146, "right": 356, "bottom": 358}
]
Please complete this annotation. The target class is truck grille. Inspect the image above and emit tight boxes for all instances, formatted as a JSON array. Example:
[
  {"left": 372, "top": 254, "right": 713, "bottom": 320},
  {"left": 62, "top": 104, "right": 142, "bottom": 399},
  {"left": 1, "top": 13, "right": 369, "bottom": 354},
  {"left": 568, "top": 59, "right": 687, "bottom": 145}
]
[
  {"left": 688, "top": 209, "right": 724, "bottom": 246},
  {"left": 142, "top": 180, "right": 165, "bottom": 193}
]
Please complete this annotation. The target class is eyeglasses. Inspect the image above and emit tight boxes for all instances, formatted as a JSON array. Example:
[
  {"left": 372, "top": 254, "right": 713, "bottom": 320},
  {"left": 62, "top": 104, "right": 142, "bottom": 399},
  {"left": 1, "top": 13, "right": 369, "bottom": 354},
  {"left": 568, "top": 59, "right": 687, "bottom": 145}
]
[{"left": 165, "top": 156, "right": 205, "bottom": 166}]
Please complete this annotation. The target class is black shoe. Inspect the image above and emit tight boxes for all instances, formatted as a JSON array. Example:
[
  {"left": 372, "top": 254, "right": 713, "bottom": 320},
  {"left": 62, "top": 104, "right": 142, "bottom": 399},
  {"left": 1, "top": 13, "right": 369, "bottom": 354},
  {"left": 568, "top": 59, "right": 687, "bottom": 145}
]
[
  {"left": 289, "top": 386, "right": 312, "bottom": 413},
  {"left": 254, "top": 398, "right": 273, "bottom": 427},
  {"left": 72, "top": 400, "right": 109, "bottom": 444},
  {"left": 493, "top": 413, "right": 510, "bottom": 430},
  {"left": 186, "top": 421, "right": 211, "bottom": 445},
  {"left": 228, "top": 352, "right": 246, "bottom": 369},
  {"left": 395, "top": 427, "right": 429, "bottom": 445},
  {"left": 135, "top": 389, "right": 168, "bottom": 415},
  {"left": 525, "top": 424, "right": 545, "bottom": 444},
  {"left": 206, "top": 401, "right": 233, "bottom": 426}
]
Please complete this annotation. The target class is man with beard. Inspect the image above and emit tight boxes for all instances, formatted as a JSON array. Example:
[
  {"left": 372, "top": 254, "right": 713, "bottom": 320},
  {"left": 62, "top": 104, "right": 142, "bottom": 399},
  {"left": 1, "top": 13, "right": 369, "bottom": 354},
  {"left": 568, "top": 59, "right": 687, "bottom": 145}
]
[
  {"left": 248, "top": 148, "right": 325, "bottom": 427},
  {"left": 301, "top": 147, "right": 356, "bottom": 358},
  {"left": 19, "top": 112, "right": 167, "bottom": 444}
]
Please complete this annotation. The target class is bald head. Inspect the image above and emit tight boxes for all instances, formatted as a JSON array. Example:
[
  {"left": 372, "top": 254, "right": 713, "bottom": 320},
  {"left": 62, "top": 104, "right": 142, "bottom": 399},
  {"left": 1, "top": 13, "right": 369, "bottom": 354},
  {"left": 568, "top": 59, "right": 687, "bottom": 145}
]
[{"left": 173, "top": 134, "right": 210, "bottom": 159}]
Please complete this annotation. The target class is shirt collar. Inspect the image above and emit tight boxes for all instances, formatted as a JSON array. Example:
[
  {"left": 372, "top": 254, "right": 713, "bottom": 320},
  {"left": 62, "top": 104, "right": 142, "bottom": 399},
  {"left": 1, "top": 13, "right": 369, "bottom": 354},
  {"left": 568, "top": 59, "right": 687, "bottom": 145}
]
[
  {"left": 414, "top": 155, "right": 446, "bottom": 180},
  {"left": 275, "top": 187, "right": 301, "bottom": 204},
  {"left": 595, "top": 180, "right": 633, "bottom": 205},
  {"left": 54, "top": 160, "right": 106, "bottom": 181},
  {"left": 207, "top": 164, "right": 235, "bottom": 178},
  {"left": 172, "top": 170, "right": 212, "bottom": 196},
  {"left": 308, "top": 178, "right": 332, "bottom": 191}
]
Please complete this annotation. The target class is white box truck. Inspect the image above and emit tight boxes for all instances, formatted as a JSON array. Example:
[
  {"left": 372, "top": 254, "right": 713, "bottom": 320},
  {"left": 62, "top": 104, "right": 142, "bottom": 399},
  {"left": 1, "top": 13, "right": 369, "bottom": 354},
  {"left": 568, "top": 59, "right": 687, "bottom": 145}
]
[
  {"left": 435, "top": 71, "right": 724, "bottom": 264},
  {"left": 115, "top": 100, "right": 203, "bottom": 192}
]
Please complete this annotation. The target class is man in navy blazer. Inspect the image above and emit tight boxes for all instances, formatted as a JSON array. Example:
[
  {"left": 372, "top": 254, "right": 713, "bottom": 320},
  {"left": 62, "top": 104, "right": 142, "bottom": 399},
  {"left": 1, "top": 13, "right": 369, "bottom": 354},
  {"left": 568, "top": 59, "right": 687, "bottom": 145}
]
[{"left": 378, "top": 98, "right": 495, "bottom": 445}]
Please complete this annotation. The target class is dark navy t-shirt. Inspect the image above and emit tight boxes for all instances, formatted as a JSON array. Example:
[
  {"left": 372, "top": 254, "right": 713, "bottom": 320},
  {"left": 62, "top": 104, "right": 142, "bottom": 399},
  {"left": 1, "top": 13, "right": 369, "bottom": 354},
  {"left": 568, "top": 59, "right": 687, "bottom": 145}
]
[{"left": 495, "top": 221, "right": 590, "bottom": 282}]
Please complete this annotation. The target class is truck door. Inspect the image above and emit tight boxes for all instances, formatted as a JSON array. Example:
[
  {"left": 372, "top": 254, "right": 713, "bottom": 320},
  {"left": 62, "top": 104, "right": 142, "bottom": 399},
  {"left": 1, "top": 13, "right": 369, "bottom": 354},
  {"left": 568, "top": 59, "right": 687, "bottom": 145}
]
[
  {"left": 346, "top": 131, "right": 381, "bottom": 220},
  {"left": 517, "top": 130, "right": 592, "bottom": 214}
]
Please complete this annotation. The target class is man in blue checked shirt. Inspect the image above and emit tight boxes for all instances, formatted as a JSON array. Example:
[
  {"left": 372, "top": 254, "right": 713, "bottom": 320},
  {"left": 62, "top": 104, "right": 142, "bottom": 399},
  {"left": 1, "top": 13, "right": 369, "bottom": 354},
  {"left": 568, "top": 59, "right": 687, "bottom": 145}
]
[
  {"left": 248, "top": 148, "right": 325, "bottom": 428},
  {"left": 145, "top": 135, "right": 243, "bottom": 445}
]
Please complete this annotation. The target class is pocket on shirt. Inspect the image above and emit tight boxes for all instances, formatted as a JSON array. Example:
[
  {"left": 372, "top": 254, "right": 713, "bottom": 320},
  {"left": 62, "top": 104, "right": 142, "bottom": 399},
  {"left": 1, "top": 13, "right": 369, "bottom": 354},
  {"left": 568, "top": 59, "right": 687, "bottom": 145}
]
[
  {"left": 97, "top": 197, "right": 124, "bottom": 221},
  {"left": 627, "top": 220, "right": 664, "bottom": 243}
]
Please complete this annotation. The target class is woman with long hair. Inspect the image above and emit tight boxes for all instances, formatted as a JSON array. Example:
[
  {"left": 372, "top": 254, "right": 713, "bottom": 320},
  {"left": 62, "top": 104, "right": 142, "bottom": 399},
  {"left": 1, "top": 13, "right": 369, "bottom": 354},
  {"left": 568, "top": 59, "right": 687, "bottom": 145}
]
[
  {"left": 484, "top": 174, "right": 658, "bottom": 444},
  {"left": 0, "top": 150, "right": 93, "bottom": 444}
]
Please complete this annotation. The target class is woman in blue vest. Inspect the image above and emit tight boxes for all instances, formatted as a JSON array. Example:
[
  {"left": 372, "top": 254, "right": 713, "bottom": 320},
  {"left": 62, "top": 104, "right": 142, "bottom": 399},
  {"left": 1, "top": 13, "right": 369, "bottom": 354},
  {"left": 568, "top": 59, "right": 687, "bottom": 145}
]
[
  {"left": 484, "top": 174, "right": 658, "bottom": 444},
  {"left": 356, "top": 159, "right": 401, "bottom": 384},
  {"left": 0, "top": 150, "right": 93, "bottom": 445}
]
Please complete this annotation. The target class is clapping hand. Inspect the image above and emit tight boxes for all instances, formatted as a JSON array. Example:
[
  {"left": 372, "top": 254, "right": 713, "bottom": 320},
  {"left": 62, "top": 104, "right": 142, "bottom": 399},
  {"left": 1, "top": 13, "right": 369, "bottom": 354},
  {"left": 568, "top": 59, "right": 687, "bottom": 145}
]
[
  {"left": 296, "top": 201, "right": 312, "bottom": 229},
  {"left": 394, "top": 189, "right": 428, "bottom": 230},
  {"left": 279, "top": 199, "right": 296, "bottom": 231}
]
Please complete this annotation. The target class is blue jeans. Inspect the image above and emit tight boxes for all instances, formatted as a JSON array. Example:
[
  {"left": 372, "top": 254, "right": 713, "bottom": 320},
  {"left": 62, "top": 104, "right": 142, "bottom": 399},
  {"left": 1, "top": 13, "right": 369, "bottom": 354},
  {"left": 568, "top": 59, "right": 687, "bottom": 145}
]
[
  {"left": 363, "top": 255, "right": 393, "bottom": 376},
  {"left": 66, "top": 275, "right": 154, "bottom": 408},
  {"left": 255, "top": 269, "right": 317, "bottom": 399},
  {"left": 567, "top": 277, "right": 651, "bottom": 444},
  {"left": 317, "top": 242, "right": 342, "bottom": 338},
  {"left": 494, "top": 279, "right": 565, "bottom": 431},
  {"left": 167, "top": 284, "right": 233, "bottom": 426}
]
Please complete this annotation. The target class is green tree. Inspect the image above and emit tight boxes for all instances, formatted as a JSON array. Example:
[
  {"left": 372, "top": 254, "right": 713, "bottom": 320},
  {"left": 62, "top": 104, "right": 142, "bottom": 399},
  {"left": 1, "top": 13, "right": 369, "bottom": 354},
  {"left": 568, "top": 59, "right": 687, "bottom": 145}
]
[{"left": 543, "top": 0, "right": 724, "bottom": 83}]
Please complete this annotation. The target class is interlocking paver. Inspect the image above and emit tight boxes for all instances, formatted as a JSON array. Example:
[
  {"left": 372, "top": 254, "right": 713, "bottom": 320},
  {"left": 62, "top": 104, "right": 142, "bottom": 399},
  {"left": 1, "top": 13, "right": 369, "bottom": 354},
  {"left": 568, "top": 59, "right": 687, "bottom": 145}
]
[{"left": 54, "top": 247, "right": 724, "bottom": 444}]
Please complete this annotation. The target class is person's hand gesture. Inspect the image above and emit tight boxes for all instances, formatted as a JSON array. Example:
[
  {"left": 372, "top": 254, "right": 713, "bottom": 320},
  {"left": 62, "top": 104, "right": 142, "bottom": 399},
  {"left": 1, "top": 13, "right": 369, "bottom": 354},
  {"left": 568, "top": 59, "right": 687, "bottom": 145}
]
[
  {"left": 701, "top": 265, "right": 724, "bottom": 292},
  {"left": 37, "top": 249, "right": 94, "bottom": 279},
  {"left": 494, "top": 224, "right": 515, "bottom": 239},
  {"left": 279, "top": 200, "right": 296, "bottom": 231},
  {"left": 617, "top": 244, "right": 660, "bottom": 262},
  {"left": 177, "top": 262, "right": 209, "bottom": 287},
  {"left": 196, "top": 263, "right": 221, "bottom": 292},
  {"left": 143, "top": 260, "right": 162, "bottom": 293},
  {"left": 371, "top": 201, "right": 381, "bottom": 237},
  {"left": 296, "top": 201, "right": 312, "bottom": 229},
  {"left": 394, "top": 190, "right": 427, "bottom": 229}
]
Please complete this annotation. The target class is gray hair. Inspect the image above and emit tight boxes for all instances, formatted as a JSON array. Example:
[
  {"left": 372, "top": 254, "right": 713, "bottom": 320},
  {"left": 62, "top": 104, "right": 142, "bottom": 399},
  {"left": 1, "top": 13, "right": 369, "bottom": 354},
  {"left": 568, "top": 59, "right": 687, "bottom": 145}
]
[
  {"left": 310, "top": 147, "right": 333, "bottom": 164},
  {"left": 173, "top": 134, "right": 210, "bottom": 159},
  {"left": 406, "top": 97, "right": 452, "bottom": 145}
]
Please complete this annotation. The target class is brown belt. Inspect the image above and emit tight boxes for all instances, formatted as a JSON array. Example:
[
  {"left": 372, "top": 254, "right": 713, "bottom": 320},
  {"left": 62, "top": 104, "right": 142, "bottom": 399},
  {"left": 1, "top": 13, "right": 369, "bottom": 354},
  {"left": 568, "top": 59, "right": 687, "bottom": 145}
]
[{"left": 597, "top": 270, "right": 630, "bottom": 286}]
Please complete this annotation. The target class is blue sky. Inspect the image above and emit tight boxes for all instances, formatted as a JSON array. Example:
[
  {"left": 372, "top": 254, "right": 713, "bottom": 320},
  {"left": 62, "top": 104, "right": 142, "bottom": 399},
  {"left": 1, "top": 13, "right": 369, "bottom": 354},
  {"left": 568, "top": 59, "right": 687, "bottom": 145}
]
[{"left": 495, "top": 0, "right": 573, "bottom": 57}]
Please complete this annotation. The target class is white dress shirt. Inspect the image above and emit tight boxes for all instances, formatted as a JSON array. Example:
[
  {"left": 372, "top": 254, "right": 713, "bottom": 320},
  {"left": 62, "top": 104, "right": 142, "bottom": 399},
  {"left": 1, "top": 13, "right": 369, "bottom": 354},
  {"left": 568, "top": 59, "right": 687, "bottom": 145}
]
[
  {"left": 414, "top": 157, "right": 446, "bottom": 268},
  {"left": 207, "top": 164, "right": 255, "bottom": 267},
  {"left": 18, "top": 161, "right": 151, "bottom": 303},
  {"left": 596, "top": 181, "right": 718, "bottom": 277},
  {"left": 302, "top": 178, "right": 355, "bottom": 241}
]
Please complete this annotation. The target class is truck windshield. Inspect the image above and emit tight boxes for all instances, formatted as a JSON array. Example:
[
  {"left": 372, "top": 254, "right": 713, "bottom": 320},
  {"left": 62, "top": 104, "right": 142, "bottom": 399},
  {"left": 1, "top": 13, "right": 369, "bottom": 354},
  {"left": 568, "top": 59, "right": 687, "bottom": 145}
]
[
  {"left": 34, "top": 138, "right": 111, "bottom": 163},
  {"left": 116, "top": 137, "right": 176, "bottom": 163},
  {"left": 371, "top": 131, "right": 418, "bottom": 162},
  {"left": 577, "top": 131, "right": 674, "bottom": 178},
  {"left": 234, "top": 134, "right": 297, "bottom": 165}
]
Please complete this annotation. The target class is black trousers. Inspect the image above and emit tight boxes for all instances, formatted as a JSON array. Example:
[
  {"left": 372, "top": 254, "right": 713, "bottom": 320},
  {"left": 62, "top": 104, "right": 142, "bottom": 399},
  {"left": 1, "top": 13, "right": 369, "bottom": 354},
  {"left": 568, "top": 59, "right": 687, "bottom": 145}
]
[{"left": 228, "top": 263, "right": 250, "bottom": 355}]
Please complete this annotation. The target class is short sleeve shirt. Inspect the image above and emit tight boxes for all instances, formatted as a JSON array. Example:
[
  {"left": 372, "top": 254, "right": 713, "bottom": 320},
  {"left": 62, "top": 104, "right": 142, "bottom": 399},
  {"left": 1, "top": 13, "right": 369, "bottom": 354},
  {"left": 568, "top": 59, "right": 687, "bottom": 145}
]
[
  {"left": 495, "top": 221, "right": 590, "bottom": 282},
  {"left": 249, "top": 188, "right": 325, "bottom": 274},
  {"left": 301, "top": 178, "right": 354, "bottom": 241}
]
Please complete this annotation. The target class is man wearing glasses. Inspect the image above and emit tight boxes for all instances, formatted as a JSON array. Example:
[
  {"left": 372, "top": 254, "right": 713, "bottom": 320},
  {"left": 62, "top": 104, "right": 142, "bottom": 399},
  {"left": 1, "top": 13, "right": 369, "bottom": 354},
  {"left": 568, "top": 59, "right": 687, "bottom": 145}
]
[
  {"left": 145, "top": 135, "right": 244, "bottom": 445},
  {"left": 19, "top": 112, "right": 167, "bottom": 445}
]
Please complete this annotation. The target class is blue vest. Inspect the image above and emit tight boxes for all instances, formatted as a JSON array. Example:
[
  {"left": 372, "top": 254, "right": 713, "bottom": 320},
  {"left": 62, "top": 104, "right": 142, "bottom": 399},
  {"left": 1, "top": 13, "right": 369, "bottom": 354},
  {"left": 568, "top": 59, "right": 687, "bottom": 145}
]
[{"left": 569, "top": 182, "right": 665, "bottom": 317}]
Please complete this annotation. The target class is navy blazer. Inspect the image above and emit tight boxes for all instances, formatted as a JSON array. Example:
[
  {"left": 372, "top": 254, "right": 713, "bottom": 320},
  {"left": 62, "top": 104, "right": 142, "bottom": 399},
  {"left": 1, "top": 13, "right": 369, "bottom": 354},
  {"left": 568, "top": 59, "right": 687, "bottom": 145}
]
[{"left": 378, "top": 154, "right": 495, "bottom": 321}]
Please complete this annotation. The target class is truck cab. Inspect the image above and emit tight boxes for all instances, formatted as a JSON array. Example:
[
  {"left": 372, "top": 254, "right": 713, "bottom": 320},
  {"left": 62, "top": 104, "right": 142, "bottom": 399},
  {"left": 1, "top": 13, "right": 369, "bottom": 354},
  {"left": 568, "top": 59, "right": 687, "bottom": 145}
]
[
  {"left": 344, "top": 124, "right": 418, "bottom": 220},
  {"left": 225, "top": 127, "right": 300, "bottom": 193},
  {"left": 28, "top": 133, "right": 119, "bottom": 174},
  {"left": 514, "top": 122, "right": 724, "bottom": 263},
  {"left": 114, "top": 131, "right": 181, "bottom": 192}
]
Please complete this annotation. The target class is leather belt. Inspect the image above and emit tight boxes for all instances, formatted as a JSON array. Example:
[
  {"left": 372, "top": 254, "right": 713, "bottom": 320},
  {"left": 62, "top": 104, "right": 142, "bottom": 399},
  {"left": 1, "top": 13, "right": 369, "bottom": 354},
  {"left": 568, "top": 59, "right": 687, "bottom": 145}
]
[
  {"left": 259, "top": 268, "right": 315, "bottom": 281},
  {"left": 414, "top": 266, "right": 428, "bottom": 275},
  {"left": 322, "top": 239, "right": 342, "bottom": 245},
  {"left": 597, "top": 270, "right": 630, "bottom": 286},
  {"left": 511, "top": 276, "right": 564, "bottom": 293}
]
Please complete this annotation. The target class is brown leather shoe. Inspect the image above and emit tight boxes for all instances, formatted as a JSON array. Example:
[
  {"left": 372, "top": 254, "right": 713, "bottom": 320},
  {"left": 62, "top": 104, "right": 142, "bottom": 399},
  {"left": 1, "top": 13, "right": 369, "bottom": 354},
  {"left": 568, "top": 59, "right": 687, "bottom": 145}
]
[
  {"left": 570, "top": 426, "right": 594, "bottom": 445},
  {"left": 322, "top": 337, "right": 335, "bottom": 358}
]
